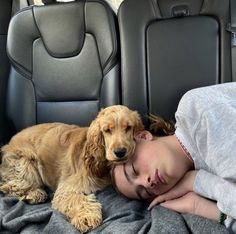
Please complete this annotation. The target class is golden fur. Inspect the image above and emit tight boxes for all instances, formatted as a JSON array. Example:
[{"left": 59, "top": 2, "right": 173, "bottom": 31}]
[{"left": 0, "top": 105, "right": 144, "bottom": 233}]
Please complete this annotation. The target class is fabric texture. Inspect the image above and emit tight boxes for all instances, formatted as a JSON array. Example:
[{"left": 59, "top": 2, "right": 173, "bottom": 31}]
[
  {"left": 0, "top": 186, "right": 228, "bottom": 233},
  {"left": 175, "top": 82, "right": 236, "bottom": 233}
]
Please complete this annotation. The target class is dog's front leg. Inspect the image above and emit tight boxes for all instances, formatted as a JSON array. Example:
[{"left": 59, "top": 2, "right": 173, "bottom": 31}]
[{"left": 52, "top": 180, "right": 102, "bottom": 233}]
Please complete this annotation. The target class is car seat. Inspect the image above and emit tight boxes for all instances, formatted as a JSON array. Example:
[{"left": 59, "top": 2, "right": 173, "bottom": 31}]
[
  {"left": 6, "top": 0, "right": 120, "bottom": 134},
  {"left": 118, "top": 0, "right": 232, "bottom": 124}
]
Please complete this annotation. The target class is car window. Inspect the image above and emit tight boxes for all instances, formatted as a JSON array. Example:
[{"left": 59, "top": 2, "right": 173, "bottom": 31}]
[{"left": 31, "top": 0, "right": 123, "bottom": 13}]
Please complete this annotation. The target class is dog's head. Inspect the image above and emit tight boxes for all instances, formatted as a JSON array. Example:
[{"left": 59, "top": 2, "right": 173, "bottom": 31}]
[{"left": 87, "top": 105, "right": 144, "bottom": 163}]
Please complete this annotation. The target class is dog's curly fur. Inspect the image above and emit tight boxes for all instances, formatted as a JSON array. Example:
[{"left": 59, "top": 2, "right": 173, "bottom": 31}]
[{"left": 0, "top": 105, "right": 144, "bottom": 233}]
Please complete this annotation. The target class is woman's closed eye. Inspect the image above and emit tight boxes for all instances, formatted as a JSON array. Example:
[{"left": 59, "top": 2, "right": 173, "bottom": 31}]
[
  {"left": 131, "top": 163, "right": 139, "bottom": 177},
  {"left": 137, "top": 186, "right": 153, "bottom": 199},
  {"left": 144, "top": 188, "right": 153, "bottom": 197}
]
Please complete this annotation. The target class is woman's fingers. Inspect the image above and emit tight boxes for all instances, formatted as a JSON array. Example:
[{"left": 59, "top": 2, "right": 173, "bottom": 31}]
[
  {"left": 160, "top": 192, "right": 199, "bottom": 214},
  {"left": 148, "top": 190, "right": 178, "bottom": 210},
  {"left": 148, "top": 196, "right": 164, "bottom": 210},
  {"left": 148, "top": 185, "right": 190, "bottom": 210},
  {"left": 160, "top": 198, "right": 186, "bottom": 212}
]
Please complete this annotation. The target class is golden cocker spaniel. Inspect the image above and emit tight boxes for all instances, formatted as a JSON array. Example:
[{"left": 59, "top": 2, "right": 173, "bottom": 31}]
[{"left": 0, "top": 105, "right": 144, "bottom": 233}]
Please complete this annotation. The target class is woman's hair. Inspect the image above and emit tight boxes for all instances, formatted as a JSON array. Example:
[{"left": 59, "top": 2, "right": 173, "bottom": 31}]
[{"left": 149, "top": 114, "right": 175, "bottom": 136}]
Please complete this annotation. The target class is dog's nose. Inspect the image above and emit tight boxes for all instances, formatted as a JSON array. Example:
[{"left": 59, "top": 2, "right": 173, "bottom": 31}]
[{"left": 114, "top": 148, "right": 127, "bottom": 158}]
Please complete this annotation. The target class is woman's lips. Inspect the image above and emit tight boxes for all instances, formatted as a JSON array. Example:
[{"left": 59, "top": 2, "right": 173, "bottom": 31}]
[{"left": 155, "top": 170, "right": 167, "bottom": 185}]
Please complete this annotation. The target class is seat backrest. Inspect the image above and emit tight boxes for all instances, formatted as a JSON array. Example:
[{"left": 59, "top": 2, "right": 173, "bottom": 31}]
[
  {"left": 6, "top": 0, "right": 120, "bottom": 132},
  {"left": 119, "top": 0, "right": 232, "bottom": 124}
]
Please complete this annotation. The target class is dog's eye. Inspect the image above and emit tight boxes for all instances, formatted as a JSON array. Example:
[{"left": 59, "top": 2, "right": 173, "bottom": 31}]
[
  {"left": 126, "top": 125, "right": 132, "bottom": 132},
  {"left": 104, "top": 128, "right": 111, "bottom": 134}
]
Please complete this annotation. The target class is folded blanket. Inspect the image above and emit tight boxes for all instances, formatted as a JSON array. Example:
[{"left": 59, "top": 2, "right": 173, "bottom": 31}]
[{"left": 0, "top": 186, "right": 228, "bottom": 234}]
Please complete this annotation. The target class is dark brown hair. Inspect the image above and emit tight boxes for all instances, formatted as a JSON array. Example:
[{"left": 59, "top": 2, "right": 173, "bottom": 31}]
[{"left": 149, "top": 114, "right": 175, "bottom": 136}]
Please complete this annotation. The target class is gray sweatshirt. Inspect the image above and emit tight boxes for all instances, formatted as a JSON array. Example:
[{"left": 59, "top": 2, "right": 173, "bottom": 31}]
[{"left": 175, "top": 82, "right": 236, "bottom": 233}]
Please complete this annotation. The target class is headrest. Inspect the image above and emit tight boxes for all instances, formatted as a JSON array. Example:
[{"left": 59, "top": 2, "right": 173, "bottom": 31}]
[
  {"left": 7, "top": 0, "right": 118, "bottom": 75},
  {"left": 33, "top": 1, "right": 85, "bottom": 58}
]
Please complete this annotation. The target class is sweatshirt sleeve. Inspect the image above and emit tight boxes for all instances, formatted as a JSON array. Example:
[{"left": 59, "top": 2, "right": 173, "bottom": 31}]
[
  {"left": 175, "top": 84, "right": 236, "bottom": 232},
  {"left": 194, "top": 170, "right": 236, "bottom": 231}
]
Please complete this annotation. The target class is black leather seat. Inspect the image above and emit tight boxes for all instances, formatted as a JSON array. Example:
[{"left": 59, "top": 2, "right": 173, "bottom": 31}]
[
  {"left": 0, "top": 0, "right": 12, "bottom": 144},
  {"left": 118, "top": 0, "right": 232, "bottom": 124},
  {"left": 6, "top": 0, "right": 120, "bottom": 133}
]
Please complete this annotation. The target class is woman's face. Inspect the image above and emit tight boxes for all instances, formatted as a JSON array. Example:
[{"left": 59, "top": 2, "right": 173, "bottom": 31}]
[{"left": 113, "top": 134, "right": 188, "bottom": 200}]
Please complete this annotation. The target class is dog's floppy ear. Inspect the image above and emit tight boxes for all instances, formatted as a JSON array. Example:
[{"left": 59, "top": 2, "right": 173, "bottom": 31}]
[
  {"left": 83, "top": 118, "right": 108, "bottom": 177},
  {"left": 132, "top": 111, "right": 145, "bottom": 134}
]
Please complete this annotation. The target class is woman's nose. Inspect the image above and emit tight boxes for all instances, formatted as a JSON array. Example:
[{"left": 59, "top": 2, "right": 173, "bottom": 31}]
[
  {"left": 138, "top": 175, "right": 155, "bottom": 188},
  {"left": 147, "top": 176, "right": 156, "bottom": 187}
]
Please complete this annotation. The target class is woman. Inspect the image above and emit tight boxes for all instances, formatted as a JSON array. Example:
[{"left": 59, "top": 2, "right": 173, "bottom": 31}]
[{"left": 113, "top": 82, "right": 236, "bottom": 233}]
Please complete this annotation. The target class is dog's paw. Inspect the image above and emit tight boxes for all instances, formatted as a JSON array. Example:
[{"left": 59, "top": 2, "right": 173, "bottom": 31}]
[
  {"left": 0, "top": 182, "right": 25, "bottom": 197},
  {"left": 24, "top": 189, "right": 48, "bottom": 204},
  {"left": 71, "top": 211, "right": 102, "bottom": 233},
  {"left": 70, "top": 194, "right": 103, "bottom": 233}
]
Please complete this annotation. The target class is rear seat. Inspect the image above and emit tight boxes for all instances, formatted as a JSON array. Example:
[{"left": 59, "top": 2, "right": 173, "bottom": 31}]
[
  {"left": 3, "top": 0, "right": 234, "bottom": 135},
  {"left": 118, "top": 0, "right": 232, "bottom": 125}
]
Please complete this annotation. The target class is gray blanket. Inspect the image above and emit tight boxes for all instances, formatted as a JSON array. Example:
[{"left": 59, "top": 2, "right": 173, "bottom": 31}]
[{"left": 0, "top": 186, "right": 228, "bottom": 234}]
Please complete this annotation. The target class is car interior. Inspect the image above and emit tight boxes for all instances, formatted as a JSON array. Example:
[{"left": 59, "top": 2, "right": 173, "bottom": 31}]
[{"left": 0, "top": 0, "right": 235, "bottom": 233}]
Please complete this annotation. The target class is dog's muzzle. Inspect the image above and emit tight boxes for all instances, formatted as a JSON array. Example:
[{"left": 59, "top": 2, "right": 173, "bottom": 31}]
[{"left": 114, "top": 148, "right": 127, "bottom": 159}]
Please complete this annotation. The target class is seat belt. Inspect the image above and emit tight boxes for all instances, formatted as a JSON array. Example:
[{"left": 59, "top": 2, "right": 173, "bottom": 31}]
[{"left": 227, "top": 0, "right": 236, "bottom": 81}]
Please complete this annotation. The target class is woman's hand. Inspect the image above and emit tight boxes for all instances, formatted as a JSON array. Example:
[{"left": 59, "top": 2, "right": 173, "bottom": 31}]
[
  {"left": 159, "top": 191, "right": 202, "bottom": 214},
  {"left": 148, "top": 170, "right": 198, "bottom": 210},
  {"left": 158, "top": 192, "right": 220, "bottom": 221}
]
